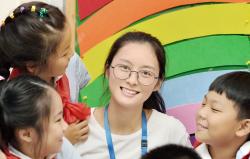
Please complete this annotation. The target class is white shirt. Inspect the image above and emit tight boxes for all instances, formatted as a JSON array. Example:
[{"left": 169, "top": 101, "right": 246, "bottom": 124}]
[
  {"left": 9, "top": 145, "right": 31, "bottom": 159},
  {"left": 195, "top": 143, "right": 212, "bottom": 159},
  {"left": 75, "top": 109, "right": 191, "bottom": 159},
  {"left": 196, "top": 142, "right": 250, "bottom": 159},
  {"left": 8, "top": 137, "right": 81, "bottom": 159}
]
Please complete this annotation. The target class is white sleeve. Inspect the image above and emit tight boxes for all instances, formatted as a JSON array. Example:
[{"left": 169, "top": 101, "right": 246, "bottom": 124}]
[
  {"left": 75, "top": 53, "right": 90, "bottom": 89},
  {"left": 66, "top": 53, "right": 90, "bottom": 102},
  {"left": 56, "top": 137, "right": 82, "bottom": 159}
]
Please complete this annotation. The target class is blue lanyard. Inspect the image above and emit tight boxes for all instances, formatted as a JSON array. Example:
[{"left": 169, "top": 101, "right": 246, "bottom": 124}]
[{"left": 104, "top": 106, "right": 148, "bottom": 159}]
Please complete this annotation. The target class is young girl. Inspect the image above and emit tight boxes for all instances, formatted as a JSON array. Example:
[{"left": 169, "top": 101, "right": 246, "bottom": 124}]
[
  {"left": 195, "top": 71, "right": 250, "bottom": 159},
  {"left": 75, "top": 31, "right": 191, "bottom": 159},
  {"left": 0, "top": 1, "right": 90, "bottom": 144},
  {"left": 0, "top": 75, "right": 81, "bottom": 159}
]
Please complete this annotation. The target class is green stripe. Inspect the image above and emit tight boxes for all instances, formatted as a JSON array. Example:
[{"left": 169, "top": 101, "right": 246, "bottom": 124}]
[{"left": 166, "top": 35, "right": 250, "bottom": 79}]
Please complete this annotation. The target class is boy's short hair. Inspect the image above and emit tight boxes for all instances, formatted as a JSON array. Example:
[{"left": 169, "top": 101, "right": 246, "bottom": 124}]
[
  {"left": 209, "top": 71, "right": 250, "bottom": 120},
  {"left": 141, "top": 144, "right": 201, "bottom": 159}
]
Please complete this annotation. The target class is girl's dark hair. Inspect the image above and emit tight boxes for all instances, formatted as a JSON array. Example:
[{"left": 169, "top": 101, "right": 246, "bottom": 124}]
[
  {"left": 0, "top": 1, "right": 66, "bottom": 79},
  {"left": 209, "top": 71, "right": 250, "bottom": 120},
  {"left": 141, "top": 144, "right": 201, "bottom": 159},
  {"left": 0, "top": 75, "right": 53, "bottom": 158},
  {"left": 104, "top": 31, "right": 166, "bottom": 113}
]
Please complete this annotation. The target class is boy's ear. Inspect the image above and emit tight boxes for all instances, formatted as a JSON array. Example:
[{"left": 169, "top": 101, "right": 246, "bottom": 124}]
[
  {"left": 236, "top": 119, "right": 250, "bottom": 138},
  {"left": 17, "top": 128, "right": 35, "bottom": 143},
  {"left": 153, "top": 79, "right": 163, "bottom": 91}
]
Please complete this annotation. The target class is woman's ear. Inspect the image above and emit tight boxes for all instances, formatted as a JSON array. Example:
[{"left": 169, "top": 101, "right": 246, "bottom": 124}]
[
  {"left": 153, "top": 78, "right": 163, "bottom": 91},
  {"left": 17, "top": 128, "right": 36, "bottom": 143},
  {"left": 236, "top": 119, "right": 250, "bottom": 138}
]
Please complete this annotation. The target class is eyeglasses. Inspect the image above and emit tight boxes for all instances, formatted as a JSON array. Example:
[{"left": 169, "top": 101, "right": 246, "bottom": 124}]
[{"left": 110, "top": 64, "right": 159, "bottom": 85}]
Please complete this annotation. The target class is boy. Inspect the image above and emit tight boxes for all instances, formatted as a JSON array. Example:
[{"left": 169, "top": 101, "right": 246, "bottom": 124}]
[{"left": 195, "top": 71, "right": 250, "bottom": 159}]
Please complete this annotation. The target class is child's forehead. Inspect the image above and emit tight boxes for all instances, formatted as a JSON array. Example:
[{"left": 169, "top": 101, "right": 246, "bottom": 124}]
[
  {"left": 205, "top": 91, "right": 240, "bottom": 115},
  {"left": 205, "top": 91, "right": 236, "bottom": 105}
]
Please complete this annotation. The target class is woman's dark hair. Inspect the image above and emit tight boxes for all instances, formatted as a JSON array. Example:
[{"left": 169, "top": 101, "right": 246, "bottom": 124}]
[
  {"left": 0, "top": 75, "right": 54, "bottom": 158},
  {"left": 104, "top": 31, "right": 166, "bottom": 113},
  {"left": 209, "top": 71, "right": 250, "bottom": 140},
  {"left": 0, "top": 1, "right": 66, "bottom": 79}
]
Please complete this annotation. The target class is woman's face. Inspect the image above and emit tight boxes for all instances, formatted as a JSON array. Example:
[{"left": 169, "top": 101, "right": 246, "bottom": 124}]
[{"left": 107, "top": 42, "right": 161, "bottom": 109}]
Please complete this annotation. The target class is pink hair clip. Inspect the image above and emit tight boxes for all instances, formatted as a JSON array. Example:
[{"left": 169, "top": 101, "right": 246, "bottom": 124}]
[{"left": 20, "top": 6, "right": 25, "bottom": 13}]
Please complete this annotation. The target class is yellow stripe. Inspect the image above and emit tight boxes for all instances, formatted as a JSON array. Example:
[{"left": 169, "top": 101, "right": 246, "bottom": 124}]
[{"left": 83, "top": 3, "right": 250, "bottom": 84}]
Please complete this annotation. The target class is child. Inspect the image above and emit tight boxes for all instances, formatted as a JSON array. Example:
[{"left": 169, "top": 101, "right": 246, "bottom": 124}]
[
  {"left": 75, "top": 31, "right": 191, "bottom": 159},
  {"left": 195, "top": 71, "right": 250, "bottom": 159},
  {"left": 0, "top": 75, "right": 81, "bottom": 159},
  {"left": 141, "top": 144, "right": 201, "bottom": 159},
  {"left": 0, "top": 1, "right": 90, "bottom": 144}
]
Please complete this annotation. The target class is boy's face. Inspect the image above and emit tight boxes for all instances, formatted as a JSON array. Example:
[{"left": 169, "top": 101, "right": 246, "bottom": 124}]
[{"left": 195, "top": 91, "right": 241, "bottom": 146}]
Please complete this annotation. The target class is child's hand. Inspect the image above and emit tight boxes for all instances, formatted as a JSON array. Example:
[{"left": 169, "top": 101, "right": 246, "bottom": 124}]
[{"left": 64, "top": 120, "right": 89, "bottom": 144}]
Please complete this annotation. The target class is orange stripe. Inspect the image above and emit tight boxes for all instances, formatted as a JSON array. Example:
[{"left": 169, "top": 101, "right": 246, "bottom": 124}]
[{"left": 77, "top": 0, "right": 250, "bottom": 57}]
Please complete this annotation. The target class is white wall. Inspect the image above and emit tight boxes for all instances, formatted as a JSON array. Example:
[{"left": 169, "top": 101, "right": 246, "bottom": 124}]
[{"left": 0, "top": 0, "right": 64, "bottom": 21}]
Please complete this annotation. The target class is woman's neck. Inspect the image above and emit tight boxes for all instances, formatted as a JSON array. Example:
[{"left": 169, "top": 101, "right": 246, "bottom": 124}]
[
  {"left": 107, "top": 103, "right": 143, "bottom": 135},
  {"left": 95, "top": 98, "right": 152, "bottom": 135}
]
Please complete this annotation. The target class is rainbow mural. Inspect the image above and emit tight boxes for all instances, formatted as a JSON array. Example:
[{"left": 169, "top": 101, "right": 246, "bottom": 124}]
[{"left": 76, "top": 0, "right": 250, "bottom": 134}]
